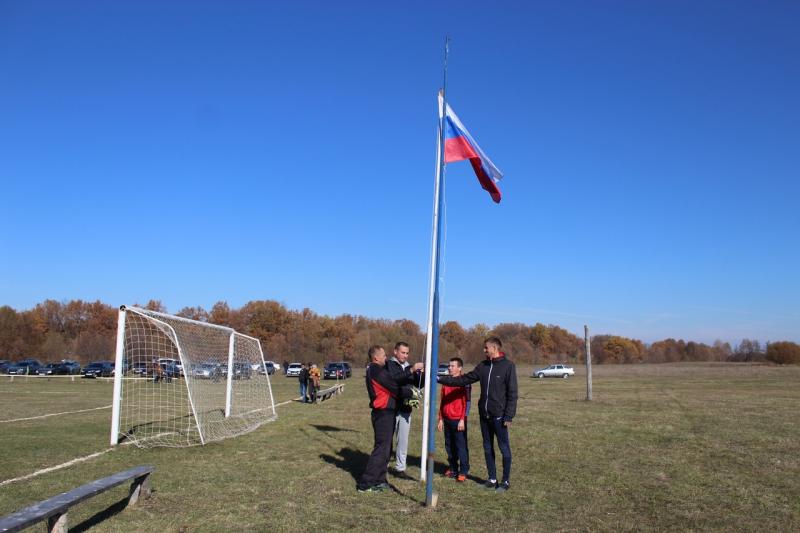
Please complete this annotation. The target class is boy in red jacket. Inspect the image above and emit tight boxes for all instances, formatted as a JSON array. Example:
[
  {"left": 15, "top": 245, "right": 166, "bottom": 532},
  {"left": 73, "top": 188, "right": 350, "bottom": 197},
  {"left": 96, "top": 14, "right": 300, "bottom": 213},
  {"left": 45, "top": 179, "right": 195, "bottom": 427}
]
[{"left": 437, "top": 357, "right": 471, "bottom": 482}]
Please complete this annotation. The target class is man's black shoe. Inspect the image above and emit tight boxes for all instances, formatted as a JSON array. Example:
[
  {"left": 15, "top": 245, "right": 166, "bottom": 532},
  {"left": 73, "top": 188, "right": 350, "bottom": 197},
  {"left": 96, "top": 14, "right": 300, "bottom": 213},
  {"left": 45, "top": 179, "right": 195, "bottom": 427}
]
[
  {"left": 391, "top": 470, "right": 414, "bottom": 480},
  {"left": 483, "top": 479, "right": 498, "bottom": 490},
  {"left": 496, "top": 481, "right": 510, "bottom": 493},
  {"left": 357, "top": 483, "right": 388, "bottom": 493}
]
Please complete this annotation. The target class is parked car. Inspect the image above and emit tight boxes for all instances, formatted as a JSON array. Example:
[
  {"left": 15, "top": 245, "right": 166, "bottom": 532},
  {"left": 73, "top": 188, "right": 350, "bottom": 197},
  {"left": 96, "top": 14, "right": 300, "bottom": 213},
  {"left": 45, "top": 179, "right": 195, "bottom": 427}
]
[
  {"left": 83, "top": 361, "right": 115, "bottom": 378},
  {"left": 193, "top": 362, "right": 223, "bottom": 380},
  {"left": 533, "top": 364, "right": 575, "bottom": 379},
  {"left": 262, "top": 361, "right": 279, "bottom": 374},
  {"left": 0, "top": 360, "right": 11, "bottom": 373},
  {"left": 58, "top": 360, "right": 82, "bottom": 375},
  {"left": 437, "top": 363, "right": 450, "bottom": 376},
  {"left": 160, "top": 362, "right": 182, "bottom": 380},
  {"left": 217, "top": 363, "right": 245, "bottom": 379},
  {"left": 231, "top": 362, "right": 252, "bottom": 380},
  {"left": 286, "top": 363, "right": 303, "bottom": 377},
  {"left": 7, "top": 359, "right": 43, "bottom": 375},
  {"left": 158, "top": 358, "right": 183, "bottom": 376},
  {"left": 323, "top": 362, "right": 352, "bottom": 379},
  {"left": 37, "top": 363, "right": 61, "bottom": 375},
  {"left": 130, "top": 361, "right": 149, "bottom": 376}
]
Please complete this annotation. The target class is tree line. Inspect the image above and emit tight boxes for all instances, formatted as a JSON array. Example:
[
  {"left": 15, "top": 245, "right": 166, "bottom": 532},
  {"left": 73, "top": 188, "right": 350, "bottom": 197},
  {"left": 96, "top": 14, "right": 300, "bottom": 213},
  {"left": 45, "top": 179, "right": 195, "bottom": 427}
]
[{"left": 1, "top": 299, "right": 798, "bottom": 365}]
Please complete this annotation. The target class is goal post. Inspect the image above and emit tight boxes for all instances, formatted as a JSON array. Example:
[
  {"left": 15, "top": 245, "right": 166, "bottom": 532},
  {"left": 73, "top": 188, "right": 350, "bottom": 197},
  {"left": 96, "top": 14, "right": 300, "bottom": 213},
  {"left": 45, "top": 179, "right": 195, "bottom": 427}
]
[{"left": 111, "top": 305, "right": 277, "bottom": 447}]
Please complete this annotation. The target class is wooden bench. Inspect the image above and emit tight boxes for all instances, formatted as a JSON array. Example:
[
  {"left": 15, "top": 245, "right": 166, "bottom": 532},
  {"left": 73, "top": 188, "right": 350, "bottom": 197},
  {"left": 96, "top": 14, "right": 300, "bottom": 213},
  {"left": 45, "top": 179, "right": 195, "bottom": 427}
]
[
  {"left": 315, "top": 383, "right": 344, "bottom": 403},
  {"left": 0, "top": 465, "right": 154, "bottom": 533}
]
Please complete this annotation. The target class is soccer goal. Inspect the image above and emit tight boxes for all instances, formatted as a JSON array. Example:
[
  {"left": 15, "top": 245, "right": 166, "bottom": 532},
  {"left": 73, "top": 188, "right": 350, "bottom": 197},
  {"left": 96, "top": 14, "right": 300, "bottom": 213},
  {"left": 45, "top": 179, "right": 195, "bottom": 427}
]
[{"left": 111, "top": 305, "right": 277, "bottom": 447}]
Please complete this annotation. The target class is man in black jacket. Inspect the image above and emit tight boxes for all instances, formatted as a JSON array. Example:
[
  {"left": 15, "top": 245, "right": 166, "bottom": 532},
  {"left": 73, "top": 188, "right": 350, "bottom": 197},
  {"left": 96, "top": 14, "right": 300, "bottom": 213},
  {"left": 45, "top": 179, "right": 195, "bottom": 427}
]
[
  {"left": 386, "top": 341, "right": 423, "bottom": 480},
  {"left": 358, "top": 345, "right": 423, "bottom": 493},
  {"left": 437, "top": 336, "right": 517, "bottom": 492},
  {"left": 298, "top": 363, "right": 309, "bottom": 403}
]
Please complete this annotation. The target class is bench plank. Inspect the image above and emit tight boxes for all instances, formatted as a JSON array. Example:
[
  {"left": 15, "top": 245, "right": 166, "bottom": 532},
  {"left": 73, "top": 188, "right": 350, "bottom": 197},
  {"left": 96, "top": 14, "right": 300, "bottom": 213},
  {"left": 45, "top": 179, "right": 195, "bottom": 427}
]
[
  {"left": 315, "top": 384, "right": 344, "bottom": 403},
  {"left": 0, "top": 465, "right": 154, "bottom": 533}
]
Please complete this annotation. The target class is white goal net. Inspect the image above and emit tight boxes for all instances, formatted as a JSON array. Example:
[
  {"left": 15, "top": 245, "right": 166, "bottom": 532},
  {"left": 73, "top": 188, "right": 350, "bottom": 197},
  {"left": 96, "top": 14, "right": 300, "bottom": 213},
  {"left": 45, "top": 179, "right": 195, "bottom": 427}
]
[{"left": 111, "top": 306, "right": 276, "bottom": 447}]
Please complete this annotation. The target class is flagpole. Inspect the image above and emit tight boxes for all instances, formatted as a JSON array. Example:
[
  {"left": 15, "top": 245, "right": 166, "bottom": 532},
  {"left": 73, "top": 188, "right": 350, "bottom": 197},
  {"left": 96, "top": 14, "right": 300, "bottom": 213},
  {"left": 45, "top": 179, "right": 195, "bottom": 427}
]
[
  {"left": 419, "top": 126, "right": 439, "bottom": 483},
  {"left": 422, "top": 36, "right": 449, "bottom": 508}
]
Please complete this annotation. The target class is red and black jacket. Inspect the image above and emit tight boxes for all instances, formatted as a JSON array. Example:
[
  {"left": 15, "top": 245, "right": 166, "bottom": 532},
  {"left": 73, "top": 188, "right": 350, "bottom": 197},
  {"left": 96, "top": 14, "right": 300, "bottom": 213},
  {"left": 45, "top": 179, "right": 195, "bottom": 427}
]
[{"left": 365, "top": 362, "right": 412, "bottom": 411}]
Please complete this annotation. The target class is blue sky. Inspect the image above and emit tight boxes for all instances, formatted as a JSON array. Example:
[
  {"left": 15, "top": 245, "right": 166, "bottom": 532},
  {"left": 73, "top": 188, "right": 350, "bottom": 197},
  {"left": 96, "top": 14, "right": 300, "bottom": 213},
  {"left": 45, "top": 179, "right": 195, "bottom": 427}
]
[{"left": 1, "top": 1, "right": 798, "bottom": 345}]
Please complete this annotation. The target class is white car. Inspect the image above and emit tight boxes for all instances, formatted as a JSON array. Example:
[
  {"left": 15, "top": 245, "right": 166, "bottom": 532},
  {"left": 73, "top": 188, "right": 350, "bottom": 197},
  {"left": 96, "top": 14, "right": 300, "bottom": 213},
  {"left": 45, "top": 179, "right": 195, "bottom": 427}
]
[
  {"left": 286, "top": 362, "right": 303, "bottom": 377},
  {"left": 533, "top": 364, "right": 575, "bottom": 379}
]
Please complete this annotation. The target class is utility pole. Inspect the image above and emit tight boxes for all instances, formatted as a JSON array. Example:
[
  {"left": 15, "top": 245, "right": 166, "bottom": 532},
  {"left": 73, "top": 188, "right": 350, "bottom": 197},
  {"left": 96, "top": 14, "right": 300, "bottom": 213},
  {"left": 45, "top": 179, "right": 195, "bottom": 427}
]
[{"left": 585, "top": 325, "right": 592, "bottom": 401}]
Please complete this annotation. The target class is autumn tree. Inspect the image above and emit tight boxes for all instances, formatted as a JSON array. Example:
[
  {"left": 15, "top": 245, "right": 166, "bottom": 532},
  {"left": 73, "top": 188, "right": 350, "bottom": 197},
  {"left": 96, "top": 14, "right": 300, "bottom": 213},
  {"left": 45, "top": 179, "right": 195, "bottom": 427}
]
[
  {"left": 712, "top": 340, "right": 733, "bottom": 361},
  {"left": 238, "top": 300, "right": 291, "bottom": 342},
  {"left": 766, "top": 341, "right": 800, "bottom": 365},
  {"left": 176, "top": 306, "right": 209, "bottom": 322},
  {"left": 40, "top": 331, "right": 70, "bottom": 361},
  {"left": 141, "top": 300, "right": 167, "bottom": 313},
  {"left": 530, "top": 323, "right": 554, "bottom": 360},
  {"left": 0, "top": 306, "right": 23, "bottom": 357},
  {"left": 731, "top": 339, "right": 764, "bottom": 362},
  {"left": 592, "top": 335, "right": 644, "bottom": 364}
]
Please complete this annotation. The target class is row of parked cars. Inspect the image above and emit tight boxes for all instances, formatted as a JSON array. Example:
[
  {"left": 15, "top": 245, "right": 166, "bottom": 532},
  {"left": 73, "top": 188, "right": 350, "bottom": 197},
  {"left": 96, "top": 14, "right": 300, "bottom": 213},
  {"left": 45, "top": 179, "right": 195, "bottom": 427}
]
[
  {"left": 1, "top": 358, "right": 343, "bottom": 378},
  {"left": 0, "top": 358, "right": 120, "bottom": 378},
  {"left": 285, "top": 361, "right": 353, "bottom": 379},
  {"left": 1, "top": 359, "right": 83, "bottom": 376}
]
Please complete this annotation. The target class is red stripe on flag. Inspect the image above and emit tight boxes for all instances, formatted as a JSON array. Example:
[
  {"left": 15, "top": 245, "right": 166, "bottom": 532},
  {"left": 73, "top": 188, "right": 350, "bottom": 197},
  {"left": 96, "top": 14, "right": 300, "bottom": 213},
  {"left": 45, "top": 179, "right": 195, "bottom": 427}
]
[
  {"left": 469, "top": 158, "right": 502, "bottom": 203},
  {"left": 444, "top": 136, "right": 478, "bottom": 163}
]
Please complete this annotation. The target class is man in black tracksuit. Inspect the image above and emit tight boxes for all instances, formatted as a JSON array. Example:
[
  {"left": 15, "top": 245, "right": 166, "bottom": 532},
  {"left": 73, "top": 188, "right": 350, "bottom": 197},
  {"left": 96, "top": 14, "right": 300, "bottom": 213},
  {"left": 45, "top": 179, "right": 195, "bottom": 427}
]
[
  {"left": 437, "top": 336, "right": 518, "bottom": 492},
  {"left": 358, "top": 345, "right": 423, "bottom": 493}
]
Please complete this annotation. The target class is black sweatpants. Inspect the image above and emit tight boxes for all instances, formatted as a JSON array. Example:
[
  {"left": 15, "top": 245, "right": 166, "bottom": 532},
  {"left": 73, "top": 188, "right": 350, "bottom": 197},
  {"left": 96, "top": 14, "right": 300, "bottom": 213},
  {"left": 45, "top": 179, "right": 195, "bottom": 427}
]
[{"left": 358, "top": 408, "right": 396, "bottom": 488}]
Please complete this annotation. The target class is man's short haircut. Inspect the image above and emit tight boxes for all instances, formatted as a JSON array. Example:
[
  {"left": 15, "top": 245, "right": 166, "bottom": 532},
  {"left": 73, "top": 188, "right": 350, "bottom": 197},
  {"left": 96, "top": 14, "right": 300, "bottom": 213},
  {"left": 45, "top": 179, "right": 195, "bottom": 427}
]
[
  {"left": 449, "top": 357, "right": 464, "bottom": 367},
  {"left": 485, "top": 336, "right": 502, "bottom": 348},
  {"left": 394, "top": 341, "right": 409, "bottom": 350},
  {"left": 368, "top": 345, "right": 385, "bottom": 360}
]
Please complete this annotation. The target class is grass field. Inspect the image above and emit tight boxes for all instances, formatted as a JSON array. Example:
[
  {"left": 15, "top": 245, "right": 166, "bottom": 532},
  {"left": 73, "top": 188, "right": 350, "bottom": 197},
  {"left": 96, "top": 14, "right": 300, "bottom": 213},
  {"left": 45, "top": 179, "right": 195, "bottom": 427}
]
[{"left": 1, "top": 363, "right": 799, "bottom": 532}]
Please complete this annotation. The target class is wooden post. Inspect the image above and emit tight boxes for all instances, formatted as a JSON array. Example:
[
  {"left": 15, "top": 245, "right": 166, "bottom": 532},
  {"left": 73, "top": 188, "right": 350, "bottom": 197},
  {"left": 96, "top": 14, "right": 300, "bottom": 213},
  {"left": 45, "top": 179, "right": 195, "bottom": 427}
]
[
  {"left": 47, "top": 512, "right": 67, "bottom": 533},
  {"left": 128, "top": 473, "right": 152, "bottom": 507},
  {"left": 585, "top": 325, "right": 592, "bottom": 401}
]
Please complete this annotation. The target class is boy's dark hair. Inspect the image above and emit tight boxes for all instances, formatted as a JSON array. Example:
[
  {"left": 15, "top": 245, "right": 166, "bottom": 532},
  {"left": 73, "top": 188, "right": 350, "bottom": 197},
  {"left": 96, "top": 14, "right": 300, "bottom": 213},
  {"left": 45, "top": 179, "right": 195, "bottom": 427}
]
[
  {"left": 485, "top": 336, "right": 502, "bottom": 348},
  {"left": 449, "top": 357, "right": 463, "bottom": 367},
  {"left": 368, "top": 345, "right": 385, "bottom": 360},
  {"left": 394, "top": 341, "right": 409, "bottom": 350}
]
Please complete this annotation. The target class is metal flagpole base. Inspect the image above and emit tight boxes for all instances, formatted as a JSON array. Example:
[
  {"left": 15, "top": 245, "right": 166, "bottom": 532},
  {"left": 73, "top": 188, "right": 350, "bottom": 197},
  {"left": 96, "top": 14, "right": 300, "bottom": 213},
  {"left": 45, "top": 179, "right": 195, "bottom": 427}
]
[
  {"left": 428, "top": 492, "right": 438, "bottom": 509},
  {"left": 425, "top": 455, "right": 438, "bottom": 507}
]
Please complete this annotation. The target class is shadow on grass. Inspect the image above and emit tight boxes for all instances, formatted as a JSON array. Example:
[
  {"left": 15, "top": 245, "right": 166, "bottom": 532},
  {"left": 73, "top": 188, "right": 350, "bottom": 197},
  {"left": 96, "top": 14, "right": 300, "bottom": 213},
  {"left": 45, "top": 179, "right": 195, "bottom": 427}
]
[
  {"left": 320, "top": 447, "right": 366, "bottom": 482},
  {"left": 310, "top": 424, "right": 357, "bottom": 433},
  {"left": 400, "top": 453, "right": 485, "bottom": 485},
  {"left": 403, "top": 453, "right": 448, "bottom": 476},
  {"left": 320, "top": 447, "right": 426, "bottom": 505},
  {"left": 70, "top": 496, "right": 131, "bottom": 533}
]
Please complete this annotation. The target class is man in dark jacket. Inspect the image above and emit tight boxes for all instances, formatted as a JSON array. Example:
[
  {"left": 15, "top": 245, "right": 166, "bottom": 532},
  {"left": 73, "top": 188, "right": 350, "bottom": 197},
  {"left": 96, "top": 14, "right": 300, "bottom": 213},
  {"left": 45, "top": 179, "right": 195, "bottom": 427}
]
[
  {"left": 358, "top": 345, "right": 423, "bottom": 493},
  {"left": 298, "top": 363, "right": 309, "bottom": 403},
  {"left": 437, "top": 336, "right": 517, "bottom": 492},
  {"left": 386, "top": 341, "right": 423, "bottom": 480}
]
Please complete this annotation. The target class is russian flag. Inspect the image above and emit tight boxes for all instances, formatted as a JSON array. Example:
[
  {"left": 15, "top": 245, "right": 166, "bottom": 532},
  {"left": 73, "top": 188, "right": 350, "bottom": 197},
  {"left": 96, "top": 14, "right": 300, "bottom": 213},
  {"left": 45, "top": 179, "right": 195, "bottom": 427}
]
[{"left": 440, "top": 95, "right": 503, "bottom": 203}]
